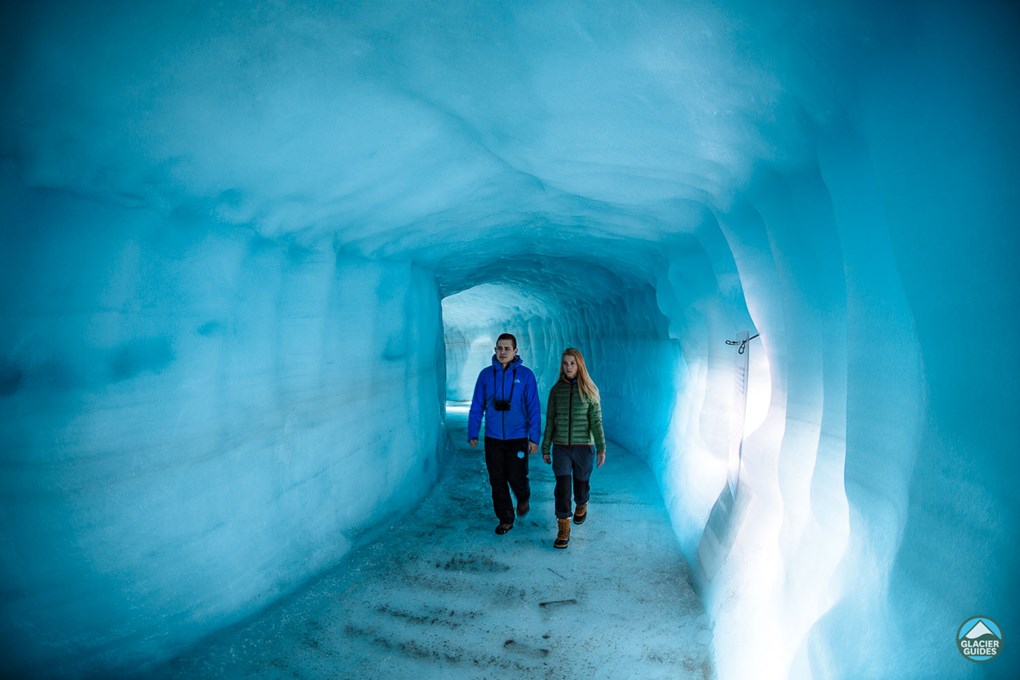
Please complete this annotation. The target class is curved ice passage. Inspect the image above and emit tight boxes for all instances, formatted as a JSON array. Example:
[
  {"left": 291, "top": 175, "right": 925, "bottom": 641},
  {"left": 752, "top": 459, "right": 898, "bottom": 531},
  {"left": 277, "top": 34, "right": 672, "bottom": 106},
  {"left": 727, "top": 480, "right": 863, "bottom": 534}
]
[{"left": 1, "top": 1, "right": 1018, "bottom": 678}]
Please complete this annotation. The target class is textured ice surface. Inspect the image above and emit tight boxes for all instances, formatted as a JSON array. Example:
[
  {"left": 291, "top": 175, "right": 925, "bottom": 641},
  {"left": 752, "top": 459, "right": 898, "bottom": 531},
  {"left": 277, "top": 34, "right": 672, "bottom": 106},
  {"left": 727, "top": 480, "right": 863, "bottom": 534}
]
[
  {"left": 0, "top": 190, "right": 446, "bottom": 676},
  {"left": 156, "top": 413, "right": 714, "bottom": 679},
  {"left": 2, "top": 1, "right": 1019, "bottom": 679}
]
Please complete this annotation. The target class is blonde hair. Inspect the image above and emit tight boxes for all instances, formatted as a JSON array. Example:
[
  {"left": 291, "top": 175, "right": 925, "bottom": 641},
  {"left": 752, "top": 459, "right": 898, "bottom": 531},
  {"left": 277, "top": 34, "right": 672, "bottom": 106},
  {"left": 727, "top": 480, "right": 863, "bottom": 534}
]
[{"left": 560, "top": 347, "right": 600, "bottom": 403}]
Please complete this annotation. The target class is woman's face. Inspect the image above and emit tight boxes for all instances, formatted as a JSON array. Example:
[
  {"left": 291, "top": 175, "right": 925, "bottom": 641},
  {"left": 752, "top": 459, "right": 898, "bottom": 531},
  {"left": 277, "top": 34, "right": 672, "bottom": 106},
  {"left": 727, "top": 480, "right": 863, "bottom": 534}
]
[{"left": 562, "top": 354, "right": 578, "bottom": 380}]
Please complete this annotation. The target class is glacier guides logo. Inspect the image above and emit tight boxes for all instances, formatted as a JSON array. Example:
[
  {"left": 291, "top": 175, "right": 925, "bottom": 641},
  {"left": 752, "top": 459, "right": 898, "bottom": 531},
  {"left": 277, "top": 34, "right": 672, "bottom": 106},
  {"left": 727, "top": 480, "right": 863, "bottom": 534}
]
[{"left": 957, "top": 616, "right": 1002, "bottom": 662}]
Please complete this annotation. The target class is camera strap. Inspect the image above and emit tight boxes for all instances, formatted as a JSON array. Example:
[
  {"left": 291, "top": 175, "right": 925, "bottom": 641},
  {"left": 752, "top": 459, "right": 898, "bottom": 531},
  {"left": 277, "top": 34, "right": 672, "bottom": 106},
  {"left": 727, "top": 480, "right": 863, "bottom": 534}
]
[{"left": 493, "top": 365, "right": 518, "bottom": 404}]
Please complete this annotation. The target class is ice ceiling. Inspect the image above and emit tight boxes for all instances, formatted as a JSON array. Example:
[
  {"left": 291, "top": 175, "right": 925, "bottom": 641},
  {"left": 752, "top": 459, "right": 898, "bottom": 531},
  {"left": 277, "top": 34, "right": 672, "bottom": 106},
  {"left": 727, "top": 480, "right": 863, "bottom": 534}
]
[
  {"left": 2, "top": 1, "right": 1018, "bottom": 679},
  {"left": 5, "top": 0, "right": 803, "bottom": 289}
]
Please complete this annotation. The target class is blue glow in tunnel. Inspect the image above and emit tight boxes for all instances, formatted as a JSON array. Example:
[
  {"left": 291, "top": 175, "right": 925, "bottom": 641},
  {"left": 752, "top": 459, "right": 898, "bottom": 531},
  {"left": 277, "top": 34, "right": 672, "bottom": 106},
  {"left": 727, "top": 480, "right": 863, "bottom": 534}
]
[{"left": 1, "top": 1, "right": 1018, "bottom": 678}]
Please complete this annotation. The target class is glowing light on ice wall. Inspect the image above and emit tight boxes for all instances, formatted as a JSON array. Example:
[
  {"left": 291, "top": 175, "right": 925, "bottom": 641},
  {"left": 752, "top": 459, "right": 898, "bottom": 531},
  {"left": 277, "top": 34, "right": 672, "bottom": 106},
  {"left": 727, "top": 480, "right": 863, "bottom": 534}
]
[{"left": 2, "top": 1, "right": 1018, "bottom": 679}]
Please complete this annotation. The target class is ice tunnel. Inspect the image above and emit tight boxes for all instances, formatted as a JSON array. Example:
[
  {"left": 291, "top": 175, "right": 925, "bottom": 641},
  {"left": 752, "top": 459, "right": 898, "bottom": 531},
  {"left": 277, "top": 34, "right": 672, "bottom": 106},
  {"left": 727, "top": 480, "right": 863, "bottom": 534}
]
[{"left": 1, "top": 1, "right": 1018, "bottom": 678}]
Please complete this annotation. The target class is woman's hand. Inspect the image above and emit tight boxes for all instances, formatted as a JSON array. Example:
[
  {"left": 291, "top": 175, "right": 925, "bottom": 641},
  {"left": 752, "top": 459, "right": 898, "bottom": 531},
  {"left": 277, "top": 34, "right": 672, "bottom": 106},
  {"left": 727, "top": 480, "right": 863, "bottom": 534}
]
[
  {"left": 596, "top": 451, "right": 606, "bottom": 467},
  {"left": 542, "top": 452, "right": 551, "bottom": 465}
]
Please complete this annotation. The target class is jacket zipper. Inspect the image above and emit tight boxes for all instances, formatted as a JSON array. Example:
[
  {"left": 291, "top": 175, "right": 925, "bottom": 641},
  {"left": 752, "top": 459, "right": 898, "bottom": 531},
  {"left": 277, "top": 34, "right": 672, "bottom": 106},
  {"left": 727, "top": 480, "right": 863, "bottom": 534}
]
[{"left": 567, "top": 382, "right": 574, "bottom": 445}]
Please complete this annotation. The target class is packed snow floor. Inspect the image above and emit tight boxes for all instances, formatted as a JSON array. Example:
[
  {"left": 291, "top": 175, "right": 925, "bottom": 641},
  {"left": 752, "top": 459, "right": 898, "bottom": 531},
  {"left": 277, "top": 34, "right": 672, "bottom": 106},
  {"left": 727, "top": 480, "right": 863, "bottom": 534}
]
[{"left": 156, "top": 409, "right": 715, "bottom": 679}]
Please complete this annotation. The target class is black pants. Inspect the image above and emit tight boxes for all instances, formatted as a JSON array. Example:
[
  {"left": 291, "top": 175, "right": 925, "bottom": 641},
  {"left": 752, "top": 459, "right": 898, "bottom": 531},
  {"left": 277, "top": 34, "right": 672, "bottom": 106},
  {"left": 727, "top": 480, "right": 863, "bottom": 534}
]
[{"left": 484, "top": 437, "right": 531, "bottom": 524}]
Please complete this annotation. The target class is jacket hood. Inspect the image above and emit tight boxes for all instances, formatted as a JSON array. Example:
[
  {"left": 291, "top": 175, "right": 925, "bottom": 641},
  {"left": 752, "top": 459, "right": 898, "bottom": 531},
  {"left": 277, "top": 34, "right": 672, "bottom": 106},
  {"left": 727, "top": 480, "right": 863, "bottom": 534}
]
[{"left": 490, "top": 354, "right": 524, "bottom": 369}]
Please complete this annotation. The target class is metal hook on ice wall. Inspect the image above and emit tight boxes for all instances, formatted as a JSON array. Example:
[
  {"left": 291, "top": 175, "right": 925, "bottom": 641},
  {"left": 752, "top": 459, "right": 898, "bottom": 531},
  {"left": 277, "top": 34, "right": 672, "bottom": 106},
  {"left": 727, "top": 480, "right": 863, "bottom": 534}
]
[{"left": 725, "top": 333, "right": 760, "bottom": 354}]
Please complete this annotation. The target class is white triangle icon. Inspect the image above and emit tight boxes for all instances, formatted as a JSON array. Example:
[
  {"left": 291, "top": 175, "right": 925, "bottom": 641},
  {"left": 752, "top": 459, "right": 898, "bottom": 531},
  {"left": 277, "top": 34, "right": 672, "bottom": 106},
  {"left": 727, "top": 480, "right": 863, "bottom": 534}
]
[{"left": 965, "top": 620, "right": 995, "bottom": 639}]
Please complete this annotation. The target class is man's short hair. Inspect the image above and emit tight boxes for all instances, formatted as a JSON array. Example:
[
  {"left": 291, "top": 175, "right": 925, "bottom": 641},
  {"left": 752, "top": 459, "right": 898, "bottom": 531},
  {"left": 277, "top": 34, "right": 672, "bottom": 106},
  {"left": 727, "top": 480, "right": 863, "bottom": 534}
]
[{"left": 496, "top": 333, "right": 517, "bottom": 349}]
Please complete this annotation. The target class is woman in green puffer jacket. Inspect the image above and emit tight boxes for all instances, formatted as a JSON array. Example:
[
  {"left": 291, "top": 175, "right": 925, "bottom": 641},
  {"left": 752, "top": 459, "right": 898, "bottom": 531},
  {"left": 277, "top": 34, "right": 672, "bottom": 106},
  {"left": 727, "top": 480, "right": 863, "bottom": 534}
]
[{"left": 541, "top": 347, "right": 606, "bottom": 549}]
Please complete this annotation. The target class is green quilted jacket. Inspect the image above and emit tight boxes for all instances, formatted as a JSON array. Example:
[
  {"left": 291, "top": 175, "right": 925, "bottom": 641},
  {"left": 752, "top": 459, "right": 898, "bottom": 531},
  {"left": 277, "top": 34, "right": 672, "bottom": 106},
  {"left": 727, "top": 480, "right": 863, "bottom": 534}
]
[{"left": 541, "top": 379, "right": 606, "bottom": 454}]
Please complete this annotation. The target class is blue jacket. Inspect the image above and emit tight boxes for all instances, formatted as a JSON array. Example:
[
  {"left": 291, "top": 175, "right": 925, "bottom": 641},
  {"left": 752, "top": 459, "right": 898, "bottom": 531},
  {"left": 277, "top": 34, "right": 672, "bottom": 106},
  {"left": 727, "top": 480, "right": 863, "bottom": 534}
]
[{"left": 468, "top": 355, "right": 542, "bottom": 443}]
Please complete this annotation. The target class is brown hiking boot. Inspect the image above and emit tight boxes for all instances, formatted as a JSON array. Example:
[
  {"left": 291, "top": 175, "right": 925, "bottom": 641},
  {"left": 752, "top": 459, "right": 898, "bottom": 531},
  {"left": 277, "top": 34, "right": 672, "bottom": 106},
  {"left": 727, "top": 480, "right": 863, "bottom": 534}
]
[
  {"left": 573, "top": 503, "right": 587, "bottom": 525},
  {"left": 554, "top": 518, "right": 570, "bottom": 549}
]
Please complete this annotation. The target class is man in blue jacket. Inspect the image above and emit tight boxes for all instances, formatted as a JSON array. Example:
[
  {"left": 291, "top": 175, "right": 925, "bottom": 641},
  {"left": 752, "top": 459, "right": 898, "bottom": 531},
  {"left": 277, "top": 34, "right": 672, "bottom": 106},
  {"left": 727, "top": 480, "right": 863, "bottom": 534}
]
[{"left": 468, "top": 333, "right": 542, "bottom": 535}]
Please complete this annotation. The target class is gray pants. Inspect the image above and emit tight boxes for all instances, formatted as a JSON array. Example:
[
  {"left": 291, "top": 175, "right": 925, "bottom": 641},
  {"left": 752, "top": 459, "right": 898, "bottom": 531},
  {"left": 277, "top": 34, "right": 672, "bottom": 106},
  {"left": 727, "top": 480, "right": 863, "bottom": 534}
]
[{"left": 552, "top": 444, "right": 594, "bottom": 519}]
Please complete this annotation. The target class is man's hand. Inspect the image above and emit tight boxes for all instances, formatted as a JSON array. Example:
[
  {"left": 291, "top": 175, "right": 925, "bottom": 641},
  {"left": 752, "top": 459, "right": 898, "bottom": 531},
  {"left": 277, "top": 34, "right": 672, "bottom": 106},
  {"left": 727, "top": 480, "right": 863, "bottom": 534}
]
[
  {"left": 468, "top": 439, "right": 478, "bottom": 448},
  {"left": 542, "top": 452, "right": 551, "bottom": 465},
  {"left": 596, "top": 450, "right": 606, "bottom": 467},
  {"left": 528, "top": 441, "right": 539, "bottom": 454}
]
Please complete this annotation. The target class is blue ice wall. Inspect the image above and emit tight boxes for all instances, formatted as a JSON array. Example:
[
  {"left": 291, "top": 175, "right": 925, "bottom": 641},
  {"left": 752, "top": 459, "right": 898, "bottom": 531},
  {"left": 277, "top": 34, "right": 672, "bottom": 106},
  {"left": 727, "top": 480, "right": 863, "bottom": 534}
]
[
  {"left": 691, "top": 4, "right": 1020, "bottom": 676},
  {"left": 2, "top": 1, "right": 1018, "bottom": 679},
  {"left": 0, "top": 185, "right": 446, "bottom": 675},
  {"left": 811, "top": 4, "right": 1020, "bottom": 677}
]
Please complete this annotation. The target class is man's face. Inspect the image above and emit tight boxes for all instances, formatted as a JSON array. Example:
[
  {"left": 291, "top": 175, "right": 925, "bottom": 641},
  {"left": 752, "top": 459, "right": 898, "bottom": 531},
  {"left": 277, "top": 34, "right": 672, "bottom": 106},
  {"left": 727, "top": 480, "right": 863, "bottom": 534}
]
[{"left": 495, "top": 340, "right": 517, "bottom": 366}]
